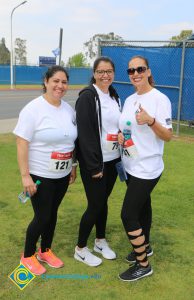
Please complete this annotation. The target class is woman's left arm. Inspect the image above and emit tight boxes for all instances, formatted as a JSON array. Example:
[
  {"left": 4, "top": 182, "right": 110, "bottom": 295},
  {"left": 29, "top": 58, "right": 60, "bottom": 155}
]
[
  {"left": 136, "top": 105, "right": 172, "bottom": 142},
  {"left": 148, "top": 119, "right": 172, "bottom": 142}
]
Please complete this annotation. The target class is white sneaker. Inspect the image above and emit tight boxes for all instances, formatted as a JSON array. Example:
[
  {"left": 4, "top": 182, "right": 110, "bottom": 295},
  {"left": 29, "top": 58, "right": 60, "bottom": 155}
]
[
  {"left": 74, "top": 246, "right": 102, "bottom": 267},
  {"left": 94, "top": 239, "right": 116, "bottom": 260}
]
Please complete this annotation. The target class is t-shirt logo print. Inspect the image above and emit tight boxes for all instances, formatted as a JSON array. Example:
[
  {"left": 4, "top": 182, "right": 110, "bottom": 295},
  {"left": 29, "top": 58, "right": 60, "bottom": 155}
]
[{"left": 165, "top": 118, "right": 172, "bottom": 125}]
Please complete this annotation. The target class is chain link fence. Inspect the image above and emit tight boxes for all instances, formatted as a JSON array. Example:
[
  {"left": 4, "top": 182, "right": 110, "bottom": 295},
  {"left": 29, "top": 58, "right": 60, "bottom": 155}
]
[{"left": 99, "top": 40, "right": 194, "bottom": 137}]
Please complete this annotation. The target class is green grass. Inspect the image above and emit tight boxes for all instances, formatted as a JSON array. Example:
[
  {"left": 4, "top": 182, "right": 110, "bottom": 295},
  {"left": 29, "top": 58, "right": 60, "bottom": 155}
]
[
  {"left": 173, "top": 122, "right": 194, "bottom": 138},
  {"left": 1, "top": 134, "right": 194, "bottom": 300}
]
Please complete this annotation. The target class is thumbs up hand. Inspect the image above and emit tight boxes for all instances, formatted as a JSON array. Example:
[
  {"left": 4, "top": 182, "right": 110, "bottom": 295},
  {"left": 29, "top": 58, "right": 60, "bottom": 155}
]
[
  {"left": 139, "top": 104, "right": 143, "bottom": 112},
  {"left": 136, "top": 104, "right": 153, "bottom": 125}
]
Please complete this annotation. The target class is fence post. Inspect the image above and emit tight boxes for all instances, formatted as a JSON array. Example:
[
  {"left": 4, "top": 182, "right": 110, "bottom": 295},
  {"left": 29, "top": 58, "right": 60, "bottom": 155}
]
[{"left": 176, "top": 40, "right": 186, "bottom": 136}]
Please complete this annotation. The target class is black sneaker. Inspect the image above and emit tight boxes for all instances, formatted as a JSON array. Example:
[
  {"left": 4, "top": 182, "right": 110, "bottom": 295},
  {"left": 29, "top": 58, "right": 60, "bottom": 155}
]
[
  {"left": 125, "top": 245, "right": 153, "bottom": 263},
  {"left": 119, "top": 263, "right": 153, "bottom": 282}
]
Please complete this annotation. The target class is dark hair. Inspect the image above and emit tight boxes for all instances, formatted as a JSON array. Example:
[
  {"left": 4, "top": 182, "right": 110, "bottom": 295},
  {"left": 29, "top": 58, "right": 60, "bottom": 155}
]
[
  {"left": 129, "top": 55, "right": 155, "bottom": 87},
  {"left": 42, "top": 65, "right": 69, "bottom": 93},
  {"left": 90, "top": 56, "right": 117, "bottom": 99}
]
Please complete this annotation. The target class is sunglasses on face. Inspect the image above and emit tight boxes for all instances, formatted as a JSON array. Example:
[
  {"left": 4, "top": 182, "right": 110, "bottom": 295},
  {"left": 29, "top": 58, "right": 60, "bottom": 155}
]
[{"left": 127, "top": 66, "right": 148, "bottom": 75}]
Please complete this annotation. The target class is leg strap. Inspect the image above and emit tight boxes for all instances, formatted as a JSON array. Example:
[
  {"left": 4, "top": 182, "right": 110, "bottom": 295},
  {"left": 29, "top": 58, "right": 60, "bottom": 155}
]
[
  {"left": 128, "top": 231, "right": 144, "bottom": 240},
  {"left": 128, "top": 230, "right": 148, "bottom": 264}
]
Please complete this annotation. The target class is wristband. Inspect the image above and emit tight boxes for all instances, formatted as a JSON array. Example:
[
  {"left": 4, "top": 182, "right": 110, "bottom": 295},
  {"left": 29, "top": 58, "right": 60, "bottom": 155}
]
[{"left": 148, "top": 118, "right": 155, "bottom": 127}]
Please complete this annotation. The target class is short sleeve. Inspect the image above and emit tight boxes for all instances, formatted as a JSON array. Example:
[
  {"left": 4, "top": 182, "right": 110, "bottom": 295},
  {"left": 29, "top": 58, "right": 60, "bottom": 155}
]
[
  {"left": 13, "top": 107, "right": 36, "bottom": 142},
  {"left": 155, "top": 95, "right": 172, "bottom": 129}
]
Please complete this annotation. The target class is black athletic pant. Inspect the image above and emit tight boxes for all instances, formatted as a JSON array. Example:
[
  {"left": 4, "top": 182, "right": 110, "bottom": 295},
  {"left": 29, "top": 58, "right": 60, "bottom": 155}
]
[
  {"left": 24, "top": 174, "right": 70, "bottom": 257},
  {"left": 121, "top": 174, "right": 161, "bottom": 245},
  {"left": 77, "top": 158, "right": 119, "bottom": 248}
]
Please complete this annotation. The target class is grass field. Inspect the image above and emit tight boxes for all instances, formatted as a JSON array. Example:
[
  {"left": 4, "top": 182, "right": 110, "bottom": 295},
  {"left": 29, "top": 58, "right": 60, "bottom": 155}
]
[
  {"left": 173, "top": 122, "right": 194, "bottom": 138},
  {"left": 1, "top": 134, "right": 194, "bottom": 300}
]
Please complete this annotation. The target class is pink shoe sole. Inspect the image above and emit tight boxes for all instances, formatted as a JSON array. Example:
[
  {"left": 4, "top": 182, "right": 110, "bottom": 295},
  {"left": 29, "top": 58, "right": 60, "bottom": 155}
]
[{"left": 37, "top": 255, "right": 64, "bottom": 268}]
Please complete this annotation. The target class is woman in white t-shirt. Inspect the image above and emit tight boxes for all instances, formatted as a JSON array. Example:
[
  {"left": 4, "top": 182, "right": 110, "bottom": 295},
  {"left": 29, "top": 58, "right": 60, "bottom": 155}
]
[
  {"left": 13, "top": 66, "right": 77, "bottom": 275},
  {"left": 74, "top": 57, "right": 121, "bottom": 267},
  {"left": 118, "top": 56, "right": 172, "bottom": 282}
]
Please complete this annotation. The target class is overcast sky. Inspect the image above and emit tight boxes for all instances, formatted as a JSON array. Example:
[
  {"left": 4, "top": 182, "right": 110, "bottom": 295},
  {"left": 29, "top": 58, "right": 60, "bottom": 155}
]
[{"left": 0, "top": 0, "right": 194, "bottom": 65}]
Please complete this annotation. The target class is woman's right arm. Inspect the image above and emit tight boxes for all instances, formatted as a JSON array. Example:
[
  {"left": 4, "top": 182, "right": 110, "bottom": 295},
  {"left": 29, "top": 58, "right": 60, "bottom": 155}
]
[
  {"left": 76, "top": 91, "right": 103, "bottom": 176},
  {"left": 16, "top": 137, "right": 37, "bottom": 196}
]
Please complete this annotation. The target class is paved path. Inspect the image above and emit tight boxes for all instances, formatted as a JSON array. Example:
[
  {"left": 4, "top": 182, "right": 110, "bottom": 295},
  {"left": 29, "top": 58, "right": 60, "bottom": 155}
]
[
  {"left": 0, "top": 89, "right": 79, "bottom": 134},
  {"left": 0, "top": 118, "right": 18, "bottom": 134}
]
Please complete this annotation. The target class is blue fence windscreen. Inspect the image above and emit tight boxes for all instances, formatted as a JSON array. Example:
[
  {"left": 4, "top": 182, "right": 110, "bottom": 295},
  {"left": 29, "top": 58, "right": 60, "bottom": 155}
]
[
  {"left": 0, "top": 66, "right": 92, "bottom": 86},
  {"left": 101, "top": 46, "right": 194, "bottom": 121}
]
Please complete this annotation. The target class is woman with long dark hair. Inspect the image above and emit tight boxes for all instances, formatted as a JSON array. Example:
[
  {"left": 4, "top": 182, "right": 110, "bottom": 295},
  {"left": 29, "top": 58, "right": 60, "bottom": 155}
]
[
  {"left": 74, "top": 56, "right": 121, "bottom": 266},
  {"left": 118, "top": 55, "right": 172, "bottom": 281}
]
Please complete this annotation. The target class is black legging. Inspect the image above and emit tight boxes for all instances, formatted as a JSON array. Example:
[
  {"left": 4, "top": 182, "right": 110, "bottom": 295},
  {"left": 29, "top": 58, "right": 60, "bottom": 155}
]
[
  {"left": 24, "top": 174, "right": 70, "bottom": 257},
  {"left": 77, "top": 158, "right": 119, "bottom": 248},
  {"left": 121, "top": 174, "right": 161, "bottom": 245}
]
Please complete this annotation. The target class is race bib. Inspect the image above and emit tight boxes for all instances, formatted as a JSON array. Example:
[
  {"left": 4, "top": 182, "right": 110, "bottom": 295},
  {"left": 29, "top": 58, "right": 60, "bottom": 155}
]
[
  {"left": 49, "top": 151, "right": 72, "bottom": 172},
  {"left": 105, "top": 133, "right": 119, "bottom": 152},
  {"left": 123, "top": 139, "right": 138, "bottom": 159}
]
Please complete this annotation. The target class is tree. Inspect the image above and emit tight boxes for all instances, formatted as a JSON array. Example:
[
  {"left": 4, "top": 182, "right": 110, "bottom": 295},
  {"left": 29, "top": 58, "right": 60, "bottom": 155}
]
[
  {"left": 171, "top": 30, "right": 193, "bottom": 41},
  {"left": 0, "top": 38, "right": 10, "bottom": 64},
  {"left": 169, "top": 30, "right": 194, "bottom": 47},
  {"left": 67, "top": 52, "right": 88, "bottom": 67},
  {"left": 14, "top": 38, "right": 27, "bottom": 65},
  {"left": 84, "top": 32, "right": 124, "bottom": 60}
]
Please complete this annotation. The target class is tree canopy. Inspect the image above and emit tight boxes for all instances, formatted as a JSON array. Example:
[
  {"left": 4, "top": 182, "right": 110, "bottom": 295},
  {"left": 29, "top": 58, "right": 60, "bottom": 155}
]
[
  {"left": 84, "top": 32, "right": 124, "bottom": 60},
  {"left": 15, "top": 38, "right": 27, "bottom": 65},
  {"left": 171, "top": 30, "right": 193, "bottom": 41},
  {"left": 0, "top": 38, "right": 10, "bottom": 64},
  {"left": 169, "top": 30, "right": 194, "bottom": 47},
  {"left": 67, "top": 52, "right": 88, "bottom": 67}
]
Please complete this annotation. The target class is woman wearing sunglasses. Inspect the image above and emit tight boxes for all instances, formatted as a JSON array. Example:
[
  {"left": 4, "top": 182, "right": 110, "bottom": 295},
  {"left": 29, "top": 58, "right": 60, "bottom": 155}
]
[
  {"left": 74, "top": 56, "right": 121, "bottom": 266},
  {"left": 118, "top": 55, "right": 172, "bottom": 281}
]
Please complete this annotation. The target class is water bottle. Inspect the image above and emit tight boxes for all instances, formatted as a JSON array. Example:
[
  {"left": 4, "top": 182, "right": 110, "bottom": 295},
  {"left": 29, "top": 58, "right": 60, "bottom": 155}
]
[
  {"left": 123, "top": 121, "right": 138, "bottom": 159},
  {"left": 123, "top": 121, "right": 131, "bottom": 140},
  {"left": 18, "top": 180, "right": 41, "bottom": 203}
]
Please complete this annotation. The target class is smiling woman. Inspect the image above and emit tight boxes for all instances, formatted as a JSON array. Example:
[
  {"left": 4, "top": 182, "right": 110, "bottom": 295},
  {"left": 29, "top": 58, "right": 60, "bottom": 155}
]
[
  {"left": 13, "top": 65, "right": 77, "bottom": 276},
  {"left": 43, "top": 66, "right": 69, "bottom": 106},
  {"left": 118, "top": 55, "right": 173, "bottom": 282},
  {"left": 74, "top": 56, "right": 121, "bottom": 267}
]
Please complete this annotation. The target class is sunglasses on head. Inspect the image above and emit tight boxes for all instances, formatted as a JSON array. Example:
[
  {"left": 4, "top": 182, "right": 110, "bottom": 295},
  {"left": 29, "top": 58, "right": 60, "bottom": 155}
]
[{"left": 127, "top": 66, "right": 148, "bottom": 75}]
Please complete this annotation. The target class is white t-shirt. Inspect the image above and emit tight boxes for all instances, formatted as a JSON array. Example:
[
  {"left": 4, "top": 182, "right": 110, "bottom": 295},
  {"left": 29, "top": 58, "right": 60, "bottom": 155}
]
[
  {"left": 94, "top": 84, "right": 121, "bottom": 162},
  {"left": 13, "top": 96, "right": 77, "bottom": 179},
  {"left": 119, "top": 88, "right": 172, "bottom": 179}
]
